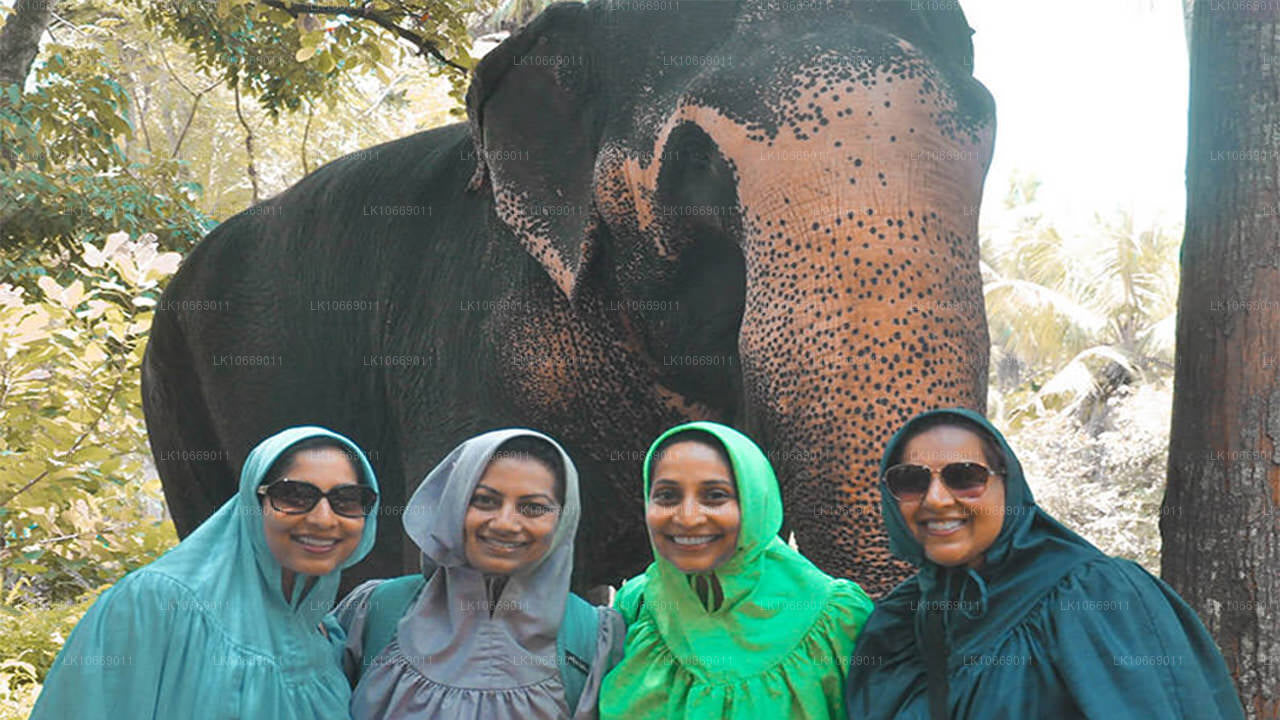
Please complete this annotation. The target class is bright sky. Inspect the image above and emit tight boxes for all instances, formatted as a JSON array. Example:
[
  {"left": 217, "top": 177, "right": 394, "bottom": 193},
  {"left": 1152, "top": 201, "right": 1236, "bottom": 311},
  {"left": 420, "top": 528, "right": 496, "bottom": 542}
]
[{"left": 962, "top": 0, "right": 1189, "bottom": 234}]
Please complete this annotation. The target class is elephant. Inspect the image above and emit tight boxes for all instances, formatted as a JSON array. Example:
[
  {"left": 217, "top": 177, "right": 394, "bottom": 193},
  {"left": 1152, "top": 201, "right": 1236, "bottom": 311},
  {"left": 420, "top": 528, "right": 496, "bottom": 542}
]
[{"left": 142, "top": 0, "right": 995, "bottom": 597}]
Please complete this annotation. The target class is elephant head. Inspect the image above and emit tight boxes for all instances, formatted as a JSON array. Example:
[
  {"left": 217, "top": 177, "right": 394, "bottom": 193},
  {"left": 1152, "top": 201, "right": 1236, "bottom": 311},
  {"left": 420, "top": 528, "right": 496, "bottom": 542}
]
[{"left": 465, "top": 0, "right": 995, "bottom": 594}]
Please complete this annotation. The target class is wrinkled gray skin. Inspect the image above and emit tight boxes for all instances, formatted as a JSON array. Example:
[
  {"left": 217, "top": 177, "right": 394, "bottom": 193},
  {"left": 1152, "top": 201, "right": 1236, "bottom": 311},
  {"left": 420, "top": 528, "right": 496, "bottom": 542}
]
[{"left": 143, "top": 0, "right": 995, "bottom": 597}]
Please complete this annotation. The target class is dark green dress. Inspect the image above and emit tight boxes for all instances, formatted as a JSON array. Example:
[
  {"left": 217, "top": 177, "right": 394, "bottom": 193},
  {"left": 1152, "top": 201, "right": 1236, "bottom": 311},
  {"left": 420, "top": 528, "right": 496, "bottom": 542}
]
[{"left": 845, "top": 408, "right": 1244, "bottom": 719}]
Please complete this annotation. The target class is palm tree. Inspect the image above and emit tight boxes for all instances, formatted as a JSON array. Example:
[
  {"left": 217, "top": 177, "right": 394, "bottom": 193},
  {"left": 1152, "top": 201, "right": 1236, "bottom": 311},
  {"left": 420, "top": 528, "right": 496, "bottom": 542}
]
[{"left": 982, "top": 174, "right": 1179, "bottom": 429}]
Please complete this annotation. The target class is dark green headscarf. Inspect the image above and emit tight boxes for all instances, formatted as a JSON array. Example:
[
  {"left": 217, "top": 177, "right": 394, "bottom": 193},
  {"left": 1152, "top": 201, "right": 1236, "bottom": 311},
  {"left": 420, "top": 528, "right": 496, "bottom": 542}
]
[{"left": 845, "top": 408, "right": 1245, "bottom": 719}]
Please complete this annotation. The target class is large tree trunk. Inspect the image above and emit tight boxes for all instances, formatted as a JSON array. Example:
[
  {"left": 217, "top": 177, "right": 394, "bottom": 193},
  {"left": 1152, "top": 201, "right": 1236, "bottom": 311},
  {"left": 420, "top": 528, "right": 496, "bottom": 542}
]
[
  {"left": 0, "top": 0, "right": 55, "bottom": 89},
  {"left": 1164, "top": 4, "right": 1280, "bottom": 719}
]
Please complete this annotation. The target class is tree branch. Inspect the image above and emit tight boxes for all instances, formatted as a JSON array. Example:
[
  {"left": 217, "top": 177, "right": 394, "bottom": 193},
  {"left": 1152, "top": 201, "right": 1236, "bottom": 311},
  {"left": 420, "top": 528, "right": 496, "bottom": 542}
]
[
  {"left": 157, "top": 43, "right": 220, "bottom": 159},
  {"left": 254, "top": 0, "right": 468, "bottom": 73},
  {"left": 0, "top": 373, "right": 124, "bottom": 509},
  {"left": 301, "top": 102, "right": 313, "bottom": 175},
  {"left": 233, "top": 83, "right": 261, "bottom": 204}
]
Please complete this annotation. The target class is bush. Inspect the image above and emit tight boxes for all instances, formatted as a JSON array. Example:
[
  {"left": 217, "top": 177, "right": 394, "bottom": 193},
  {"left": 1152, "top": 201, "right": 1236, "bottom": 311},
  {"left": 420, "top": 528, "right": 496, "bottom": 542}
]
[
  {"left": 0, "top": 234, "right": 180, "bottom": 713},
  {"left": 1006, "top": 383, "right": 1170, "bottom": 573}
]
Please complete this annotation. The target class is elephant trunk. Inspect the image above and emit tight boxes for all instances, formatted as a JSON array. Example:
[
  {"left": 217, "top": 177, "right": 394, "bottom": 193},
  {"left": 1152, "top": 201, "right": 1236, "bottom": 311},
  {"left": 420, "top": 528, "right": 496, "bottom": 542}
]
[{"left": 733, "top": 133, "right": 993, "bottom": 596}]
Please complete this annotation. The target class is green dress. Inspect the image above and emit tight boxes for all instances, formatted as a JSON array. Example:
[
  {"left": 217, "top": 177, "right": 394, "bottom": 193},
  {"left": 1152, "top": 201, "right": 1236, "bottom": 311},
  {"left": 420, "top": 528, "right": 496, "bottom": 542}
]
[
  {"left": 845, "top": 408, "right": 1245, "bottom": 719},
  {"left": 600, "top": 421, "right": 874, "bottom": 719}
]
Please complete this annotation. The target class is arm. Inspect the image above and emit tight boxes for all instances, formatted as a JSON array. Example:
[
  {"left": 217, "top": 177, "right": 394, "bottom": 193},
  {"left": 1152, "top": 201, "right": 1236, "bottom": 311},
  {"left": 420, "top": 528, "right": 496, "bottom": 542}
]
[
  {"left": 1051, "top": 559, "right": 1245, "bottom": 720},
  {"left": 572, "top": 606, "right": 628, "bottom": 720},
  {"left": 327, "top": 579, "right": 385, "bottom": 685},
  {"left": 29, "top": 572, "right": 179, "bottom": 720}
]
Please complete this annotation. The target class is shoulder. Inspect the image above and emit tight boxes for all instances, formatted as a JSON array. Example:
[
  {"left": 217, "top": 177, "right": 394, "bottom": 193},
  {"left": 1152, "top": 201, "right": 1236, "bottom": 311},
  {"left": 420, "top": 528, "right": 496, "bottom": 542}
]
[
  {"left": 94, "top": 569, "right": 200, "bottom": 621},
  {"left": 829, "top": 578, "right": 876, "bottom": 611},
  {"left": 612, "top": 574, "right": 650, "bottom": 626},
  {"left": 1052, "top": 555, "right": 1171, "bottom": 609},
  {"left": 595, "top": 604, "right": 628, "bottom": 668},
  {"left": 1035, "top": 555, "right": 1213, "bottom": 652},
  {"left": 800, "top": 579, "right": 877, "bottom": 655},
  {"left": 331, "top": 578, "right": 389, "bottom": 631}
]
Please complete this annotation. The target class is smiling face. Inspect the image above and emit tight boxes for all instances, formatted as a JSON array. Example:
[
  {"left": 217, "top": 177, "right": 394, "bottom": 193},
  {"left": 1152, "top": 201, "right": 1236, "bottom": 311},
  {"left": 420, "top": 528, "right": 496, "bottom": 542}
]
[
  {"left": 646, "top": 440, "right": 741, "bottom": 574},
  {"left": 463, "top": 456, "right": 561, "bottom": 575},
  {"left": 896, "top": 425, "right": 1005, "bottom": 569},
  {"left": 260, "top": 447, "right": 367, "bottom": 590}
]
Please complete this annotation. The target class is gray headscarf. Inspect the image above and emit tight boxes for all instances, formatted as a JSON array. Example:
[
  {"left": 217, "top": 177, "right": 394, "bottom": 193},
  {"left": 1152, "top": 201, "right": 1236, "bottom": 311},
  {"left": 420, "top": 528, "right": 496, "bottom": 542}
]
[{"left": 348, "top": 428, "right": 586, "bottom": 719}]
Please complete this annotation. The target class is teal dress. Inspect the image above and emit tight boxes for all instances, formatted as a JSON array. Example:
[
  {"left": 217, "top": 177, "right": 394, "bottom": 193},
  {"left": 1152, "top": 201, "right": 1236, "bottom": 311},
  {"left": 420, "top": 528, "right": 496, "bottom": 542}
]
[
  {"left": 845, "top": 408, "right": 1244, "bottom": 719},
  {"left": 30, "top": 426, "right": 379, "bottom": 720}
]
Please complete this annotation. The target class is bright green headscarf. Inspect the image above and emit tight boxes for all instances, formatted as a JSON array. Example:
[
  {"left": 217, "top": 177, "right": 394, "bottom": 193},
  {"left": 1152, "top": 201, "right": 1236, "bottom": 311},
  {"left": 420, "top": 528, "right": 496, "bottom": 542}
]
[{"left": 601, "top": 421, "right": 873, "bottom": 719}]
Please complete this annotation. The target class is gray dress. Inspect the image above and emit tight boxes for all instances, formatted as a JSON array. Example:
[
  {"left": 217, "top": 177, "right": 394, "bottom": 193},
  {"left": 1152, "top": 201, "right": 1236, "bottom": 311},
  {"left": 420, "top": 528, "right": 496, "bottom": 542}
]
[{"left": 332, "top": 428, "right": 625, "bottom": 720}]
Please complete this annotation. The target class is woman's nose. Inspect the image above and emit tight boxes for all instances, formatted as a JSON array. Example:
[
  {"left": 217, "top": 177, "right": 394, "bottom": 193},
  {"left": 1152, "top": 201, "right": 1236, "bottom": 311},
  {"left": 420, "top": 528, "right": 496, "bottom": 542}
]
[
  {"left": 304, "top": 496, "right": 340, "bottom": 526},
  {"left": 489, "top": 504, "right": 522, "bottom": 532},
  {"left": 921, "top": 473, "right": 956, "bottom": 508},
  {"left": 673, "top": 496, "right": 704, "bottom": 526}
]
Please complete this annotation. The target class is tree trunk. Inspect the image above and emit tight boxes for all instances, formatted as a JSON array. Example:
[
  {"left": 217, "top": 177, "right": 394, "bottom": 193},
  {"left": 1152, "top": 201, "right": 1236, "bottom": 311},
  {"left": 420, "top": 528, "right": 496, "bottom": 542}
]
[
  {"left": 0, "top": 0, "right": 55, "bottom": 89},
  {"left": 1165, "top": 4, "right": 1280, "bottom": 719}
]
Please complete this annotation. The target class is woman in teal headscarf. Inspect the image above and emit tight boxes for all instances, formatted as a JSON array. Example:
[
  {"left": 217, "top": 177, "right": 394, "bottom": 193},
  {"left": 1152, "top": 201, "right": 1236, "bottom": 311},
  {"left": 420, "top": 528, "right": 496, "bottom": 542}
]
[
  {"left": 601, "top": 421, "right": 875, "bottom": 719},
  {"left": 30, "top": 426, "right": 379, "bottom": 720},
  {"left": 845, "top": 408, "right": 1245, "bottom": 719}
]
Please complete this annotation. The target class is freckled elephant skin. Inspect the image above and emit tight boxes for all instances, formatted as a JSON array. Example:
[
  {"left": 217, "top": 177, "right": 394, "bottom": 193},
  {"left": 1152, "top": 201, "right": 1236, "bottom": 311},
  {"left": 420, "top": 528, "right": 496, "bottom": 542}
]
[{"left": 142, "top": 0, "right": 994, "bottom": 596}]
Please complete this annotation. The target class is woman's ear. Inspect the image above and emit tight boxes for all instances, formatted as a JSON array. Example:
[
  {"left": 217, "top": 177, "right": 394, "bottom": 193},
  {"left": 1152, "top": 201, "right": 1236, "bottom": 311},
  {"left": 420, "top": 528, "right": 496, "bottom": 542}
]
[{"left": 466, "top": 3, "right": 602, "bottom": 303}]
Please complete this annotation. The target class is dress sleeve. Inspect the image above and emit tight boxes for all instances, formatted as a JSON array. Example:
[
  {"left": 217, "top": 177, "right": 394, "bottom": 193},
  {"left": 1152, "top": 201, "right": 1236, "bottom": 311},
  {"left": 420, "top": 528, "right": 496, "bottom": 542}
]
[
  {"left": 328, "top": 578, "right": 385, "bottom": 685},
  {"left": 1049, "top": 558, "right": 1245, "bottom": 720},
  {"left": 612, "top": 575, "right": 648, "bottom": 626},
  {"left": 29, "top": 572, "right": 179, "bottom": 720},
  {"left": 572, "top": 605, "right": 628, "bottom": 720}
]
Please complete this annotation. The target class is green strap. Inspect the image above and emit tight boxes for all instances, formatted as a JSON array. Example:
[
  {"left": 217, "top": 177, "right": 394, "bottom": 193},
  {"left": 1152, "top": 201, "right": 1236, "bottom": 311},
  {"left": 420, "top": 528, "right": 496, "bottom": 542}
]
[
  {"left": 359, "top": 575, "right": 425, "bottom": 678},
  {"left": 558, "top": 592, "right": 599, "bottom": 714},
  {"left": 358, "top": 577, "right": 602, "bottom": 715}
]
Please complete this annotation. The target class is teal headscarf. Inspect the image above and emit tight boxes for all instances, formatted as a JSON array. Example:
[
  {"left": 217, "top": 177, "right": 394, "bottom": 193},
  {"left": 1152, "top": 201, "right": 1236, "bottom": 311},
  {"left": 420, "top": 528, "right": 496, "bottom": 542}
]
[
  {"left": 845, "top": 408, "right": 1245, "bottom": 719},
  {"left": 31, "top": 426, "right": 380, "bottom": 720}
]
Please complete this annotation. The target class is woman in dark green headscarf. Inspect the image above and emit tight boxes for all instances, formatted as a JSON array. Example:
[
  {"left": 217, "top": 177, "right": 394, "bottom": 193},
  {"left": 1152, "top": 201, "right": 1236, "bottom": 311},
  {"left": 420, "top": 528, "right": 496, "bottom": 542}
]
[
  {"left": 601, "top": 421, "right": 874, "bottom": 719},
  {"left": 845, "top": 408, "right": 1245, "bottom": 719}
]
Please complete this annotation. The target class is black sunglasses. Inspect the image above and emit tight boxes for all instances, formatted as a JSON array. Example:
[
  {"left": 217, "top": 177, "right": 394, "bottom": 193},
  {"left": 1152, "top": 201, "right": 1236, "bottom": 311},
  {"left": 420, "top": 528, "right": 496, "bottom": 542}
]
[
  {"left": 257, "top": 478, "right": 377, "bottom": 518},
  {"left": 883, "top": 462, "right": 1002, "bottom": 503}
]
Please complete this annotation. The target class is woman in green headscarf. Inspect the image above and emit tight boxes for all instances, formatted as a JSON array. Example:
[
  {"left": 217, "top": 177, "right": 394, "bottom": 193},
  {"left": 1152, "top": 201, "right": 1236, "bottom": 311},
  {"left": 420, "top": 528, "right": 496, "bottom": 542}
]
[
  {"left": 30, "top": 426, "right": 379, "bottom": 720},
  {"left": 600, "top": 421, "right": 874, "bottom": 719},
  {"left": 845, "top": 408, "right": 1245, "bottom": 719}
]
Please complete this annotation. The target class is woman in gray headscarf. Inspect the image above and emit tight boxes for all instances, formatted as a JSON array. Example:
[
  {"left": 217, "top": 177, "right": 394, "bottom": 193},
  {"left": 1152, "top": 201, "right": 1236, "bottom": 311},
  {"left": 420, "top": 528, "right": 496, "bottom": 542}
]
[{"left": 331, "top": 428, "right": 625, "bottom": 720}]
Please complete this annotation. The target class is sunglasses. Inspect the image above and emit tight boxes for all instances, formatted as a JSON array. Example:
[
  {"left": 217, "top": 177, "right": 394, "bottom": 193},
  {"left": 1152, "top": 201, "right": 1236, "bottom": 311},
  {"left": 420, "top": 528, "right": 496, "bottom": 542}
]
[
  {"left": 883, "top": 462, "right": 1002, "bottom": 503},
  {"left": 257, "top": 478, "right": 377, "bottom": 518}
]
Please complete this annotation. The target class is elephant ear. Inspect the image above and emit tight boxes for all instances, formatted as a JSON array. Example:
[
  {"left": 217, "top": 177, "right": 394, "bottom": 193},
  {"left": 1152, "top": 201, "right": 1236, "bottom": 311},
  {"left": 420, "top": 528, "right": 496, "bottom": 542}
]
[{"left": 466, "top": 3, "right": 601, "bottom": 302}]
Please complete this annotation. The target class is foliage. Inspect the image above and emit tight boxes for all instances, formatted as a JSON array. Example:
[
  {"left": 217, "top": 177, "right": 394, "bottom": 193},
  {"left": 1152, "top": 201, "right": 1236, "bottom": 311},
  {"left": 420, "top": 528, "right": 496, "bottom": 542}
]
[
  {"left": 0, "top": 233, "right": 179, "bottom": 609},
  {"left": 134, "top": 0, "right": 485, "bottom": 114},
  {"left": 0, "top": 37, "right": 212, "bottom": 269},
  {"left": 982, "top": 174, "right": 1180, "bottom": 428},
  {"left": 1004, "top": 382, "right": 1170, "bottom": 574},
  {"left": 0, "top": 587, "right": 102, "bottom": 713},
  {"left": 978, "top": 174, "right": 1178, "bottom": 577},
  {"left": 3, "top": 0, "right": 475, "bottom": 278}
]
